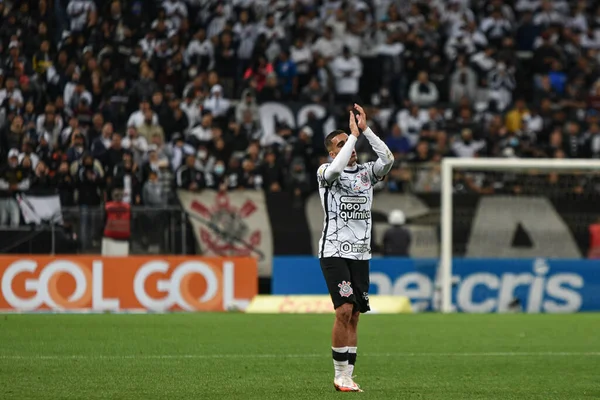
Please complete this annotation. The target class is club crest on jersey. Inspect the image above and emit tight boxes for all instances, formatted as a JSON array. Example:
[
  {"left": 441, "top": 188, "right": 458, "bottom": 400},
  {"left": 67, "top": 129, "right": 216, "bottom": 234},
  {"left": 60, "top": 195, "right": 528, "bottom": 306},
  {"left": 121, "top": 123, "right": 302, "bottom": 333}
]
[
  {"left": 353, "top": 171, "right": 370, "bottom": 191},
  {"left": 338, "top": 281, "right": 353, "bottom": 298}
]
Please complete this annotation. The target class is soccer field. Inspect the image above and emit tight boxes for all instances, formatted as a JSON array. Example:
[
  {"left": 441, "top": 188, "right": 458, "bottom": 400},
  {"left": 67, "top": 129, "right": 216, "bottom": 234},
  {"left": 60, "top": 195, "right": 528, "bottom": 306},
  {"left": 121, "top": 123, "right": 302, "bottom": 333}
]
[{"left": 1, "top": 313, "right": 599, "bottom": 400}]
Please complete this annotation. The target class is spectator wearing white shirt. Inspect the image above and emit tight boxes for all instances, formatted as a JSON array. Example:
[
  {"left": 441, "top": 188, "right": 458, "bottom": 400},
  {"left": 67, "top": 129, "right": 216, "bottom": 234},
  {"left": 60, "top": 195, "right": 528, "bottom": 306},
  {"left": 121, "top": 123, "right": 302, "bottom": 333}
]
[
  {"left": 330, "top": 46, "right": 362, "bottom": 103},
  {"left": 66, "top": 0, "right": 97, "bottom": 33},
  {"left": 203, "top": 85, "right": 231, "bottom": 119},
  {"left": 291, "top": 37, "right": 313, "bottom": 89},
  {"left": 122, "top": 126, "right": 149, "bottom": 167},
  {"left": 409, "top": 71, "right": 439, "bottom": 107},
  {"left": 397, "top": 104, "right": 430, "bottom": 148},
  {"left": 162, "top": 0, "right": 188, "bottom": 31},
  {"left": 36, "top": 104, "right": 64, "bottom": 148},
  {"left": 450, "top": 56, "right": 478, "bottom": 104},
  {"left": 452, "top": 128, "right": 486, "bottom": 157},
  {"left": 188, "top": 112, "right": 214, "bottom": 145},
  {"left": 207, "top": 4, "right": 228, "bottom": 39},
  {"left": 327, "top": 9, "right": 347, "bottom": 40},
  {"left": 488, "top": 62, "right": 516, "bottom": 112},
  {"left": 233, "top": 10, "right": 257, "bottom": 73},
  {"left": 64, "top": 74, "right": 93, "bottom": 115},
  {"left": 0, "top": 78, "right": 24, "bottom": 108},
  {"left": 480, "top": 7, "right": 512, "bottom": 47},
  {"left": 127, "top": 100, "right": 158, "bottom": 128},
  {"left": 533, "top": 0, "right": 564, "bottom": 29},
  {"left": 312, "top": 26, "right": 342, "bottom": 61},
  {"left": 185, "top": 29, "right": 215, "bottom": 71}
]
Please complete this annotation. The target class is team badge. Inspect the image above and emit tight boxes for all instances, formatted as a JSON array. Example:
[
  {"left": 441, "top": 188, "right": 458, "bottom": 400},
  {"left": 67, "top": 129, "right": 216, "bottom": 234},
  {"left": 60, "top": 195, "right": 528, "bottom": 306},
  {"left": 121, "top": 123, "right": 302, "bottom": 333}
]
[
  {"left": 360, "top": 173, "right": 369, "bottom": 184},
  {"left": 338, "top": 281, "right": 353, "bottom": 298}
]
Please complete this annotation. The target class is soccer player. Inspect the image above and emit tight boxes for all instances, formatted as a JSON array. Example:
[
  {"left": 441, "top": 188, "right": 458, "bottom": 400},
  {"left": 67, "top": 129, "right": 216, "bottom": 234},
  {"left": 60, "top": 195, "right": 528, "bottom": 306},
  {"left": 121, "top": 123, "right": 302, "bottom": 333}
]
[{"left": 317, "top": 104, "right": 394, "bottom": 392}]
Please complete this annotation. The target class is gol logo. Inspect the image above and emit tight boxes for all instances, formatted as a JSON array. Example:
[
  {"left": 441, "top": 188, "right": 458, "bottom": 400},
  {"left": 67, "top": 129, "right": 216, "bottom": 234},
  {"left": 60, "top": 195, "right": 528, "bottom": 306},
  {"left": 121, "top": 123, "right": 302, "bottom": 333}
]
[
  {"left": 1, "top": 259, "right": 254, "bottom": 312},
  {"left": 2, "top": 260, "right": 93, "bottom": 310},
  {"left": 133, "top": 260, "right": 229, "bottom": 311}
]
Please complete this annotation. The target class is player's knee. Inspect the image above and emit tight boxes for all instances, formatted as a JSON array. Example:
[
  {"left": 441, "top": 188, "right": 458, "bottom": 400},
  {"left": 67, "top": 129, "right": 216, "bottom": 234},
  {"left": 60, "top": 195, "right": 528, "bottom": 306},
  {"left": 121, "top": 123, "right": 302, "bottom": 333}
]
[{"left": 335, "top": 303, "right": 353, "bottom": 324}]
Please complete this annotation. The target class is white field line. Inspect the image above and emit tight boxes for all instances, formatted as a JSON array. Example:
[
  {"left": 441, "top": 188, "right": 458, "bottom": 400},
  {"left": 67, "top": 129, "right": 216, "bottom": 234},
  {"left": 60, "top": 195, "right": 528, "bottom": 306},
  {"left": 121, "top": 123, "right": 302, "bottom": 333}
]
[{"left": 1, "top": 352, "right": 599, "bottom": 361}]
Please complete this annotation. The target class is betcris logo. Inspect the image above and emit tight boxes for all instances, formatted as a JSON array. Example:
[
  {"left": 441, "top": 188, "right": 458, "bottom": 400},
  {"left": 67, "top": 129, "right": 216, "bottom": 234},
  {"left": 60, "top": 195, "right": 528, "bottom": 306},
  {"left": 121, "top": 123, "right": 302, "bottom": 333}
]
[{"left": 272, "top": 257, "right": 596, "bottom": 313}]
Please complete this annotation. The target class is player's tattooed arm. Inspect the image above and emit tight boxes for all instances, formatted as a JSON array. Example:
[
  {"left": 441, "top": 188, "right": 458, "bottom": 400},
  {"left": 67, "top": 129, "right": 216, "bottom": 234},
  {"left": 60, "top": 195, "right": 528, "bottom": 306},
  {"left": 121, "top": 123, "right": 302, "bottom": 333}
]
[
  {"left": 321, "top": 111, "right": 359, "bottom": 184},
  {"left": 354, "top": 103, "right": 394, "bottom": 178}
]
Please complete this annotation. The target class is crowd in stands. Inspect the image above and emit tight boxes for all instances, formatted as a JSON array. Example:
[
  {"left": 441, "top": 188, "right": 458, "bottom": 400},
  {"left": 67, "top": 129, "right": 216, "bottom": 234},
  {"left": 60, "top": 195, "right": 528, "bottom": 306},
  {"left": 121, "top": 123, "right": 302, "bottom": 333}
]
[{"left": 1, "top": 0, "right": 600, "bottom": 226}]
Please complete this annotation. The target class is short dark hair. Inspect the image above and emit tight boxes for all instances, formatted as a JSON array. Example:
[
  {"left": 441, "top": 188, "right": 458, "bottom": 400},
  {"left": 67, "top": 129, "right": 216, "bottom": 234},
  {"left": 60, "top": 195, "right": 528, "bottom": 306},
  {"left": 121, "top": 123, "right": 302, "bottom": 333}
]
[{"left": 324, "top": 129, "right": 346, "bottom": 151}]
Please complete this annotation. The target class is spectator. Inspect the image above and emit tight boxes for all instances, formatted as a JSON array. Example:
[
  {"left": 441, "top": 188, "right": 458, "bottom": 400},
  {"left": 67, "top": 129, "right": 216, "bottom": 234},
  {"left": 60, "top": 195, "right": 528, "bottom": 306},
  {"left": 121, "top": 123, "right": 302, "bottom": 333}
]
[
  {"left": 257, "top": 73, "right": 282, "bottom": 103},
  {"left": 409, "top": 140, "right": 434, "bottom": 162},
  {"left": 275, "top": 50, "right": 298, "bottom": 100},
  {"left": 77, "top": 154, "right": 104, "bottom": 207},
  {"left": 235, "top": 89, "right": 260, "bottom": 124},
  {"left": 409, "top": 71, "right": 439, "bottom": 107},
  {"left": 505, "top": 99, "right": 530, "bottom": 134},
  {"left": 31, "top": 161, "right": 55, "bottom": 194},
  {"left": 488, "top": 62, "right": 516, "bottom": 112},
  {"left": 19, "top": 141, "right": 40, "bottom": 170},
  {"left": 312, "top": 26, "right": 341, "bottom": 61},
  {"left": 243, "top": 55, "right": 274, "bottom": 93},
  {"left": 203, "top": 85, "right": 231, "bottom": 119},
  {"left": 2, "top": 116, "right": 26, "bottom": 154},
  {"left": 261, "top": 149, "right": 284, "bottom": 192},
  {"left": 301, "top": 77, "right": 326, "bottom": 103},
  {"left": 112, "top": 156, "right": 141, "bottom": 205},
  {"left": 143, "top": 171, "right": 167, "bottom": 207},
  {"left": 287, "top": 157, "right": 309, "bottom": 206},
  {"left": 450, "top": 57, "right": 477, "bottom": 105},
  {"left": 586, "top": 123, "right": 600, "bottom": 158},
  {"left": 56, "top": 161, "right": 75, "bottom": 207},
  {"left": 66, "top": 132, "right": 86, "bottom": 164},
  {"left": 214, "top": 32, "right": 237, "bottom": 97},
  {"left": 385, "top": 124, "right": 412, "bottom": 156},
  {"left": 176, "top": 153, "right": 205, "bottom": 191},
  {"left": 291, "top": 37, "right": 313, "bottom": 90},
  {"left": 452, "top": 128, "right": 486, "bottom": 158},
  {"left": 137, "top": 108, "right": 165, "bottom": 144},
  {"left": 122, "top": 126, "right": 149, "bottom": 167},
  {"left": 105, "top": 133, "right": 127, "bottom": 175},
  {"left": 189, "top": 112, "right": 214, "bottom": 146},
  {"left": 239, "top": 159, "right": 263, "bottom": 190},
  {"left": 383, "top": 210, "right": 411, "bottom": 257},
  {"left": 90, "top": 123, "right": 113, "bottom": 164},
  {"left": 330, "top": 46, "right": 362, "bottom": 103},
  {"left": 127, "top": 99, "right": 158, "bottom": 129},
  {"left": 0, "top": 149, "right": 30, "bottom": 227}
]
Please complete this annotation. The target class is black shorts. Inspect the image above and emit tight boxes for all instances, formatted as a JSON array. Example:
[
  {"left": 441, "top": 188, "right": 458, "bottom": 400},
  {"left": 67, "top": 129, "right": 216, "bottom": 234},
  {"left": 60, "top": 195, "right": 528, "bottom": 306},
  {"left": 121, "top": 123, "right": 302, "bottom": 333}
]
[{"left": 320, "top": 257, "right": 370, "bottom": 313}]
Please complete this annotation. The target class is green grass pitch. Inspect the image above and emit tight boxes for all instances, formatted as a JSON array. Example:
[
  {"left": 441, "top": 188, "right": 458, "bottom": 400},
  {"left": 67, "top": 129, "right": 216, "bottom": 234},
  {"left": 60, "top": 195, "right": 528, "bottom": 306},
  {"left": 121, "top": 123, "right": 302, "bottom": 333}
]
[{"left": 1, "top": 313, "right": 599, "bottom": 399}]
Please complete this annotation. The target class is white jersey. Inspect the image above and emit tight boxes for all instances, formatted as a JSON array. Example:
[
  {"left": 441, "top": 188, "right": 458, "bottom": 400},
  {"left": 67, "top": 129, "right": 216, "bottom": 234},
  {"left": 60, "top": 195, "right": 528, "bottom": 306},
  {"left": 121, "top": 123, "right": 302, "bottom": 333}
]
[{"left": 317, "top": 162, "right": 379, "bottom": 260}]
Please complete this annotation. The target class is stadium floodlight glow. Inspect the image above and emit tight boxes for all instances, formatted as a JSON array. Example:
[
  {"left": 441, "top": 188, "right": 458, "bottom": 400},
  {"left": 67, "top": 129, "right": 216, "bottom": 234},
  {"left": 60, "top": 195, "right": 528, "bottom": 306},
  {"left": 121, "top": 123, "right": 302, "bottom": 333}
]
[{"left": 440, "top": 157, "right": 600, "bottom": 314}]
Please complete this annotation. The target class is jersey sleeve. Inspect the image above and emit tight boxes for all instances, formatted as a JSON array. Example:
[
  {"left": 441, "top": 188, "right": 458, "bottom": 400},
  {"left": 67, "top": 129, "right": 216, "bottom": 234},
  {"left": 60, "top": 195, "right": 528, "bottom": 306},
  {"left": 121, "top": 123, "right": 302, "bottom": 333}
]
[
  {"left": 317, "top": 163, "right": 332, "bottom": 187},
  {"left": 365, "top": 161, "right": 385, "bottom": 185}
]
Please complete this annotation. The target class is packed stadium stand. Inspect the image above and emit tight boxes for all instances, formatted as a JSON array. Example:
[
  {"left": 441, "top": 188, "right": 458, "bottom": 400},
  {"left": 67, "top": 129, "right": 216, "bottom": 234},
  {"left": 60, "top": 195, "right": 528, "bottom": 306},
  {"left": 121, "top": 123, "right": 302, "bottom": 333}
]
[{"left": 0, "top": 0, "right": 600, "bottom": 249}]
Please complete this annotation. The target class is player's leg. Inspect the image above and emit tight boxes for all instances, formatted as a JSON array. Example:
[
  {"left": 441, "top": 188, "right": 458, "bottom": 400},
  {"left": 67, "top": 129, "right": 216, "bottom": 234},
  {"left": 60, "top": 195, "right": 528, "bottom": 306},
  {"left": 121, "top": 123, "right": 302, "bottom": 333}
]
[
  {"left": 348, "top": 311, "right": 359, "bottom": 376},
  {"left": 320, "top": 257, "right": 362, "bottom": 392},
  {"left": 347, "top": 260, "right": 371, "bottom": 378}
]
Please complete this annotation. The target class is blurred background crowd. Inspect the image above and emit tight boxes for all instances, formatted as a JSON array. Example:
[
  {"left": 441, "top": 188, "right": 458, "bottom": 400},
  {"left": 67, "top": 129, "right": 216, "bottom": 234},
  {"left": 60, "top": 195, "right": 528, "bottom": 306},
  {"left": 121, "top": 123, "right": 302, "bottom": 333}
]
[{"left": 1, "top": 0, "right": 600, "bottom": 227}]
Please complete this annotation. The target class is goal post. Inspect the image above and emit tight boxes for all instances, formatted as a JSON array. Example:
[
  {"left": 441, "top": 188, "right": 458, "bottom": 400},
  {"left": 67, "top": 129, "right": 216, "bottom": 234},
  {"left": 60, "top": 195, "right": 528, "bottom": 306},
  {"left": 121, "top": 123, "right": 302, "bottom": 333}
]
[{"left": 440, "top": 157, "right": 600, "bottom": 314}]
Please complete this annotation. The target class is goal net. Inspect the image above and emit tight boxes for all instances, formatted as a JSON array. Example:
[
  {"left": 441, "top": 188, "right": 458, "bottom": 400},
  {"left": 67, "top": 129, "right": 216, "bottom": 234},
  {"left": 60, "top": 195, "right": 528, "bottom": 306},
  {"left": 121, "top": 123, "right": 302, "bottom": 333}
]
[{"left": 439, "top": 158, "right": 600, "bottom": 313}]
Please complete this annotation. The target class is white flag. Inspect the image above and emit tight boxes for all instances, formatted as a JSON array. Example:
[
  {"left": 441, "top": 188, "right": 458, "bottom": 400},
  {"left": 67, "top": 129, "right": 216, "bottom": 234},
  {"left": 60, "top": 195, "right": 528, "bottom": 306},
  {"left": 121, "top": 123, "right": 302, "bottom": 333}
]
[{"left": 17, "top": 194, "right": 63, "bottom": 225}]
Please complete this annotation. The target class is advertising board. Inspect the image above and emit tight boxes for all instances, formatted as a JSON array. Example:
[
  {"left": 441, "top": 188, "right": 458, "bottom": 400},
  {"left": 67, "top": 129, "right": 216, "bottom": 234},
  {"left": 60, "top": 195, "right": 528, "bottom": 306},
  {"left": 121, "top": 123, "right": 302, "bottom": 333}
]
[
  {"left": 272, "top": 257, "right": 599, "bottom": 313},
  {"left": 0, "top": 256, "right": 257, "bottom": 312}
]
